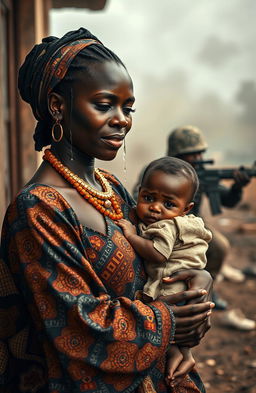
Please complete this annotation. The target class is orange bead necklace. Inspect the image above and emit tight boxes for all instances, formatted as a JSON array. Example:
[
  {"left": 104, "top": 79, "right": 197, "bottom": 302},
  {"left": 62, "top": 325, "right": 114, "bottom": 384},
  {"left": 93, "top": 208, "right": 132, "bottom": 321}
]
[{"left": 43, "top": 149, "right": 123, "bottom": 220}]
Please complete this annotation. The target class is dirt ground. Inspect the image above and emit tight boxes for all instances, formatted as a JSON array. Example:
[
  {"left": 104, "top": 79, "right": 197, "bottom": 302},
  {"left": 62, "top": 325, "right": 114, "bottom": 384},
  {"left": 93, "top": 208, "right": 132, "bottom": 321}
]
[{"left": 193, "top": 179, "right": 256, "bottom": 393}]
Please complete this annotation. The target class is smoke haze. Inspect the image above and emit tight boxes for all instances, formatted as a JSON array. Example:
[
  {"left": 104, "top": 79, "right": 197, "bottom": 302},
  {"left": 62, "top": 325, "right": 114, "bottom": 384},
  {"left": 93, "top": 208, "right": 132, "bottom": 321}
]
[{"left": 50, "top": 0, "right": 256, "bottom": 191}]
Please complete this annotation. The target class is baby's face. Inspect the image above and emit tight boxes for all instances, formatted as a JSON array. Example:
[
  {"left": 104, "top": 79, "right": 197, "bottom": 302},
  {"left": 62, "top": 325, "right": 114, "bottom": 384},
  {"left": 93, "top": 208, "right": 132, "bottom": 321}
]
[{"left": 136, "top": 170, "right": 193, "bottom": 226}]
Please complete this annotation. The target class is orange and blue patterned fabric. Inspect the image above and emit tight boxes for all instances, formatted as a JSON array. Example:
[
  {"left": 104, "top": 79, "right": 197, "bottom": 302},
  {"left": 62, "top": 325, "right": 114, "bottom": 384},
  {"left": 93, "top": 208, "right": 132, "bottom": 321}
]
[{"left": 0, "top": 173, "right": 205, "bottom": 393}]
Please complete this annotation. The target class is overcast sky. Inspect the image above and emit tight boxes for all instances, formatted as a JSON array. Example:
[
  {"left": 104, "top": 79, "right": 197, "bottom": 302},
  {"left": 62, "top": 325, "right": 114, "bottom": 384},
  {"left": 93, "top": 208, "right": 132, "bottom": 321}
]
[{"left": 50, "top": 0, "right": 256, "bottom": 191}]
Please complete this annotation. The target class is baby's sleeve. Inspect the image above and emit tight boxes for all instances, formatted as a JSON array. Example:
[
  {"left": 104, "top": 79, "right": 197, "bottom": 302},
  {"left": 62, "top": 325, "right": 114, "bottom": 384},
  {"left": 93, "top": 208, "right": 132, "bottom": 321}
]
[{"left": 141, "top": 220, "right": 177, "bottom": 260}]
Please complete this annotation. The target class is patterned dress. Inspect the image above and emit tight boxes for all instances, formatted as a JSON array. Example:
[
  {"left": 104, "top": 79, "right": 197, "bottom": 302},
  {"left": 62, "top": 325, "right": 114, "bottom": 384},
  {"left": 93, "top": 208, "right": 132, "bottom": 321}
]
[{"left": 0, "top": 173, "right": 205, "bottom": 393}]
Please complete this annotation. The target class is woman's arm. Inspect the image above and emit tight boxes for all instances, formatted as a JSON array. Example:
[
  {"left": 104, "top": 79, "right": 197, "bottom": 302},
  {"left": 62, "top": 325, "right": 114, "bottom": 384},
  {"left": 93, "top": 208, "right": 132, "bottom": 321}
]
[{"left": 163, "top": 269, "right": 213, "bottom": 303}]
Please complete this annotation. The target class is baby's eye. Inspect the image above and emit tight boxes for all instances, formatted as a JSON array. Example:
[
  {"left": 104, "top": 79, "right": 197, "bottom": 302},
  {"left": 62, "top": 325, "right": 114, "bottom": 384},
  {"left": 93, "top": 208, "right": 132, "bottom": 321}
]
[
  {"left": 164, "top": 201, "right": 175, "bottom": 209},
  {"left": 143, "top": 195, "right": 154, "bottom": 202}
]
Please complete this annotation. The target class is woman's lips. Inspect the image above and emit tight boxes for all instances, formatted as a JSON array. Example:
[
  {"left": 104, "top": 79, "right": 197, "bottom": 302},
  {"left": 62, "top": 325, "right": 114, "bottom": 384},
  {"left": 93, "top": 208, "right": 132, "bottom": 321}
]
[{"left": 101, "top": 136, "right": 124, "bottom": 149}]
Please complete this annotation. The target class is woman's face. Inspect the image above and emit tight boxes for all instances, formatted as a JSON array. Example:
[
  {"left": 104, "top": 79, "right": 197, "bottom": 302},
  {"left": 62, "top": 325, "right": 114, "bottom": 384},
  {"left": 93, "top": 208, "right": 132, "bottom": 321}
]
[{"left": 63, "top": 61, "right": 135, "bottom": 161}]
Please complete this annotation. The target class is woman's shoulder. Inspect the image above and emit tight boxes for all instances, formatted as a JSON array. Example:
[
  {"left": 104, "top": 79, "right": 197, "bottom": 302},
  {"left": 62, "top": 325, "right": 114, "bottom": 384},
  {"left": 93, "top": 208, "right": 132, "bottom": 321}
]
[
  {"left": 4, "top": 183, "right": 76, "bottom": 228},
  {"left": 15, "top": 183, "right": 71, "bottom": 210},
  {"left": 1, "top": 183, "right": 83, "bottom": 247}
]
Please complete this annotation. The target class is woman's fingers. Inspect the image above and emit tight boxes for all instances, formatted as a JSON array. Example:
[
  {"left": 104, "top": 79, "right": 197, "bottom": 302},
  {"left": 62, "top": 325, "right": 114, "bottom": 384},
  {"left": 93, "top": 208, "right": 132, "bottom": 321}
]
[
  {"left": 163, "top": 269, "right": 211, "bottom": 284},
  {"left": 174, "top": 320, "right": 211, "bottom": 347},
  {"left": 174, "top": 318, "right": 208, "bottom": 333},
  {"left": 159, "top": 276, "right": 214, "bottom": 348},
  {"left": 172, "top": 301, "right": 215, "bottom": 318},
  {"left": 173, "top": 307, "right": 212, "bottom": 347},
  {"left": 165, "top": 299, "right": 214, "bottom": 347},
  {"left": 175, "top": 325, "right": 205, "bottom": 340},
  {"left": 175, "top": 310, "right": 211, "bottom": 327},
  {"left": 163, "top": 270, "right": 213, "bottom": 303},
  {"left": 175, "top": 322, "right": 208, "bottom": 339},
  {"left": 174, "top": 332, "right": 203, "bottom": 347},
  {"left": 196, "top": 317, "right": 211, "bottom": 336},
  {"left": 158, "top": 289, "right": 208, "bottom": 306},
  {"left": 175, "top": 328, "right": 204, "bottom": 342}
]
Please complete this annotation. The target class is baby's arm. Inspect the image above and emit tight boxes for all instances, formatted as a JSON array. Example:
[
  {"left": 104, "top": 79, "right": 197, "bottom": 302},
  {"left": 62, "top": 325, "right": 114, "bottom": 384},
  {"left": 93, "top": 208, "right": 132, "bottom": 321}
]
[{"left": 117, "top": 219, "right": 166, "bottom": 263}]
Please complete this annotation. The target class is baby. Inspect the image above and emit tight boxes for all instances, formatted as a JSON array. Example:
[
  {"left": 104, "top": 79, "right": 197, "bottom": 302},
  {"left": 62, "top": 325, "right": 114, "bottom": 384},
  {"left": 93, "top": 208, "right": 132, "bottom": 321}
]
[{"left": 118, "top": 156, "right": 212, "bottom": 386}]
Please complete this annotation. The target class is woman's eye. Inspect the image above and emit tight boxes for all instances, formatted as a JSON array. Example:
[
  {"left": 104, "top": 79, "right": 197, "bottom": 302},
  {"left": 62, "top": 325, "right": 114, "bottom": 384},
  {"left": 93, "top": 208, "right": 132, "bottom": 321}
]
[
  {"left": 95, "top": 103, "right": 112, "bottom": 112},
  {"left": 123, "top": 107, "right": 136, "bottom": 116}
]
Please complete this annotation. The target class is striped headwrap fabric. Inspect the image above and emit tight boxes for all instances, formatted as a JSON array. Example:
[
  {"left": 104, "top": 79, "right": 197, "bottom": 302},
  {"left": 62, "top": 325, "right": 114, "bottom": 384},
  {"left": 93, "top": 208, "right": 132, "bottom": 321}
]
[{"left": 37, "top": 38, "right": 98, "bottom": 119}]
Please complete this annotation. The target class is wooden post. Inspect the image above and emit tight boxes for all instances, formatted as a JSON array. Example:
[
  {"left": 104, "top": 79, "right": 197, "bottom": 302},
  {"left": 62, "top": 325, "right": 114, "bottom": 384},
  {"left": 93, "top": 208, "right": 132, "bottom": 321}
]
[{"left": 14, "top": 0, "right": 50, "bottom": 187}]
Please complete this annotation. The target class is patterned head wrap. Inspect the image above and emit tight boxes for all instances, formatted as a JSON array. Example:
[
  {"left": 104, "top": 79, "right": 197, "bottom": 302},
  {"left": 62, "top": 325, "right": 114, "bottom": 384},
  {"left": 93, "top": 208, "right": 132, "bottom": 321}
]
[{"left": 18, "top": 28, "right": 101, "bottom": 150}]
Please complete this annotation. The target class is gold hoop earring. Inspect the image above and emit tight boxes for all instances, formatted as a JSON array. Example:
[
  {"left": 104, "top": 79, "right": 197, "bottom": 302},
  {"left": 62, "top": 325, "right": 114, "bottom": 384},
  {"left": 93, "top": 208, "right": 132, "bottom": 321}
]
[{"left": 51, "top": 119, "right": 63, "bottom": 143}]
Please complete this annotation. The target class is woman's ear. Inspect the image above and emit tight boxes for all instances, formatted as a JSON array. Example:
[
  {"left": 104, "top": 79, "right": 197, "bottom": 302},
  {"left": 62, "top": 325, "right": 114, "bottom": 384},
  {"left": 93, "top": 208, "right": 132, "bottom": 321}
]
[
  {"left": 48, "top": 92, "right": 65, "bottom": 121},
  {"left": 182, "top": 202, "right": 194, "bottom": 216}
]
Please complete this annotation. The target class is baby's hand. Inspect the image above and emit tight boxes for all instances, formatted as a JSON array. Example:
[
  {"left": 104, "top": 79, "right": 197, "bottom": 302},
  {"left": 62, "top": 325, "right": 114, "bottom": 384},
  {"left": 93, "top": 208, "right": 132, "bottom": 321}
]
[{"left": 116, "top": 219, "right": 137, "bottom": 238}]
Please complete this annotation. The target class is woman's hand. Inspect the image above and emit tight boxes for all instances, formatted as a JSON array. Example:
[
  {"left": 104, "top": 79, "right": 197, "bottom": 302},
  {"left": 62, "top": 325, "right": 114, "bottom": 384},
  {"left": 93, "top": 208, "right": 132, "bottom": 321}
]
[
  {"left": 171, "top": 298, "right": 214, "bottom": 347},
  {"left": 162, "top": 270, "right": 214, "bottom": 347},
  {"left": 163, "top": 269, "right": 213, "bottom": 304},
  {"left": 158, "top": 287, "right": 214, "bottom": 347}
]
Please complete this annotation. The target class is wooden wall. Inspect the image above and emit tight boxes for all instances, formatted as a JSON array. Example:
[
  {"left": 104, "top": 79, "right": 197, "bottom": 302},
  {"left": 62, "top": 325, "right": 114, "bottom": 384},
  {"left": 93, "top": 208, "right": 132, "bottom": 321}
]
[{"left": 0, "top": 0, "right": 50, "bottom": 225}]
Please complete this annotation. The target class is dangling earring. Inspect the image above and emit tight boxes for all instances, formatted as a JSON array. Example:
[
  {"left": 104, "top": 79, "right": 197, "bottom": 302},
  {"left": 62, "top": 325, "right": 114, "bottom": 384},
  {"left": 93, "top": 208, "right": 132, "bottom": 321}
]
[
  {"left": 123, "top": 138, "right": 127, "bottom": 185},
  {"left": 69, "top": 88, "right": 74, "bottom": 160},
  {"left": 51, "top": 115, "right": 63, "bottom": 143}
]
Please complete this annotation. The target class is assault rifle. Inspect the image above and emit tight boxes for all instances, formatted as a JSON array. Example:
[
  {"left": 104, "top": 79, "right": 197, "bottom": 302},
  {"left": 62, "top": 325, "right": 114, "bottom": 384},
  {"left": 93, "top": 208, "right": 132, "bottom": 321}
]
[{"left": 193, "top": 160, "right": 256, "bottom": 215}]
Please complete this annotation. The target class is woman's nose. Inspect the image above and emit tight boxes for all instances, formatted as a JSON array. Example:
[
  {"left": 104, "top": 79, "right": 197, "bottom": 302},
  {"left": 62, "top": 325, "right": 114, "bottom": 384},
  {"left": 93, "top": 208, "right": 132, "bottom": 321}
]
[{"left": 109, "top": 109, "right": 128, "bottom": 128}]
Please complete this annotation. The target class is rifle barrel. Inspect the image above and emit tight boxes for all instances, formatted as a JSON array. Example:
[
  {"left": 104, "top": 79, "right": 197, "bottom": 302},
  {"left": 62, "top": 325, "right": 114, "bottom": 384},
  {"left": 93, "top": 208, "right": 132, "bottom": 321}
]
[{"left": 197, "top": 167, "right": 256, "bottom": 180}]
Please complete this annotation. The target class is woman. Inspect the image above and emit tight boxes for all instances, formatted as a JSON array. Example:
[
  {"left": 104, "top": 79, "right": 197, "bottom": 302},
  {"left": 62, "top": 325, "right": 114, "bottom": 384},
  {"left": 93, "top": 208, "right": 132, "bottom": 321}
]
[{"left": 0, "top": 28, "right": 213, "bottom": 393}]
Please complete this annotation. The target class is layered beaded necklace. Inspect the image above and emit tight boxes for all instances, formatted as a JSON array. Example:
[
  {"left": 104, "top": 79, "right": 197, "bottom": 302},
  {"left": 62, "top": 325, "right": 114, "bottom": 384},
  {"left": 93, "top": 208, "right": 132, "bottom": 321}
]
[{"left": 43, "top": 149, "right": 123, "bottom": 220}]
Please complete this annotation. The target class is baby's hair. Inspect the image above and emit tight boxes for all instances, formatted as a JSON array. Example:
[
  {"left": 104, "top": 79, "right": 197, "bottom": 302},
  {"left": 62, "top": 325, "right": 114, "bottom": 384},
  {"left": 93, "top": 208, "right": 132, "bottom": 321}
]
[{"left": 141, "top": 156, "right": 199, "bottom": 201}]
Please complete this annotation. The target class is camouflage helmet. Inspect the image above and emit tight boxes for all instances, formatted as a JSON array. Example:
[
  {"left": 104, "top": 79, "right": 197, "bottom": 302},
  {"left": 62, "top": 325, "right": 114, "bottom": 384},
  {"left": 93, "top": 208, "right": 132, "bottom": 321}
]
[{"left": 167, "top": 125, "right": 208, "bottom": 157}]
